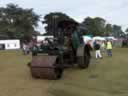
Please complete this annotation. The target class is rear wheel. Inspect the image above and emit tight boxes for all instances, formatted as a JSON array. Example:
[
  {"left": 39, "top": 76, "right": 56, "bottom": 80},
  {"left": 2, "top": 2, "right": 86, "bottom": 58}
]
[
  {"left": 77, "top": 45, "right": 90, "bottom": 69},
  {"left": 32, "top": 51, "right": 37, "bottom": 56},
  {"left": 54, "top": 57, "right": 64, "bottom": 80},
  {"left": 54, "top": 67, "right": 64, "bottom": 79}
]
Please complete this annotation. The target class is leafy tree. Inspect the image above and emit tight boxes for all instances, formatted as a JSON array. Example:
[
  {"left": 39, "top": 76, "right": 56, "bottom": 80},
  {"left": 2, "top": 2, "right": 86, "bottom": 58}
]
[
  {"left": 125, "top": 28, "right": 128, "bottom": 34},
  {"left": 105, "top": 24, "right": 113, "bottom": 36},
  {"left": 112, "top": 25, "right": 123, "bottom": 38},
  {"left": 93, "top": 17, "right": 106, "bottom": 35},
  {"left": 82, "top": 17, "right": 106, "bottom": 36},
  {"left": 0, "top": 3, "right": 40, "bottom": 42},
  {"left": 82, "top": 17, "right": 95, "bottom": 35}
]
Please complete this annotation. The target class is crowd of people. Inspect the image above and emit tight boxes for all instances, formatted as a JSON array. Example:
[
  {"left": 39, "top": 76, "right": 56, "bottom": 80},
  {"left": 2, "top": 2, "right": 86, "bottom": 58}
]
[
  {"left": 22, "top": 36, "right": 113, "bottom": 62},
  {"left": 22, "top": 38, "right": 56, "bottom": 55},
  {"left": 93, "top": 40, "right": 113, "bottom": 59}
]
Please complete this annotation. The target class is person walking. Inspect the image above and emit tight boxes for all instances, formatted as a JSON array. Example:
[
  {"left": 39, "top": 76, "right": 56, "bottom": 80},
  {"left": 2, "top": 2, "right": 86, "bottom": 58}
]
[
  {"left": 101, "top": 41, "right": 106, "bottom": 54},
  {"left": 106, "top": 40, "right": 112, "bottom": 56},
  {"left": 71, "top": 28, "right": 80, "bottom": 63},
  {"left": 85, "top": 40, "right": 93, "bottom": 59},
  {"left": 94, "top": 41, "right": 102, "bottom": 59},
  {"left": 22, "top": 43, "right": 27, "bottom": 55}
]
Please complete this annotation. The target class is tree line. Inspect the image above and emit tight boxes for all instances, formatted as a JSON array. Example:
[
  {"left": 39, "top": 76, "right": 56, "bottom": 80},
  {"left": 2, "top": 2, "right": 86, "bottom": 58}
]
[
  {"left": 43, "top": 13, "right": 127, "bottom": 38},
  {"left": 0, "top": 3, "right": 128, "bottom": 42},
  {"left": 0, "top": 3, "right": 40, "bottom": 42}
]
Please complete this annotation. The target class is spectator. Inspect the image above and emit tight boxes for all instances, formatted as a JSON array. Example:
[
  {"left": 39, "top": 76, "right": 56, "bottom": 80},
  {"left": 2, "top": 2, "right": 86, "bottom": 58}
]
[
  {"left": 85, "top": 40, "right": 93, "bottom": 59},
  {"left": 22, "top": 43, "right": 30, "bottom": 55},
  {"left": 106, "top": 40, "right": 112, "bottom": 56},
  {"left": 101, "top": 41, "right": 106, "bottom": 54},
  {"left": 22, "top": 43, "right": 26, "bottom": 55},
  {"left": 94, "top": 41, "right": 102, "bottom": 59}
]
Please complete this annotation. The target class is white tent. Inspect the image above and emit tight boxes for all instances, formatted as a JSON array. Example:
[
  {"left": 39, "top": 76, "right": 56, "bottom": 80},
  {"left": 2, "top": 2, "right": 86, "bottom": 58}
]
[
  {"left": 0, "top": 40, "right": 20, "bottom": 50},
  {"left": 106, "top": 36, "right": 117, "bottom": 40},
  {"left": 83, "top": 36, "right": 92, "bottom": 44},
  {"left": 93, "top": 36, "right": 105, "bottom": 41},
  {"left": 37, "top": 36, "right": 54, "bottom": 42}
]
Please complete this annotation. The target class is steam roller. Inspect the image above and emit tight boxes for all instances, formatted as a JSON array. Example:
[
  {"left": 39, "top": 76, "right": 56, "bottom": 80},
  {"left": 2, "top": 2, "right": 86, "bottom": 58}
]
[{"left": 28, "top": 20, "right": 91, "bottom": 80}]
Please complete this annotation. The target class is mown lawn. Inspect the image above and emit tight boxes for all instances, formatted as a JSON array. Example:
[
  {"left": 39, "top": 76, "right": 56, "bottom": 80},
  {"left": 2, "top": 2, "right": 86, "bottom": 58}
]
[
  {"left": 48, "top": 48, "right": 128, "bottom": 96},
  {"left": 0, "top": 50, "right": 50, "bottom": 96},
  {"left": 0, "top": 48, "right": 128, "bottom": 96}
]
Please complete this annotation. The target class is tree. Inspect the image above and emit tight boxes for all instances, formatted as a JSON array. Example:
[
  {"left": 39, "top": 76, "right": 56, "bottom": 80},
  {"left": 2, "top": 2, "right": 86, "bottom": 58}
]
[
  {"left": 0, "top": 3, "right": 40, "bottom": 42},
  {"left": 112, "top": 25, "right": 123, "bottom": 38},
  {"left": 125, "top": 28, "right": 128, "bottom": 34},
  {"left": 82, "top": 17, "right": 106, "bottom": 36},
  {"left": 82, "top": 17, "right": 95, "bottom": 35},
  {"left": 105, "top": 24, "right": 113, "bottom": 36},
  {"left": 93, "top": 17, "right": 106, "bottom": 36}
]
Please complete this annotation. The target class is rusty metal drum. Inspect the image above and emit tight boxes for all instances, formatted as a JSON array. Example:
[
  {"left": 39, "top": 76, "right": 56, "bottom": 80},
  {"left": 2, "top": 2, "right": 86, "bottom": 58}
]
[{"left": 30, "top": 55, "right": 63, "bottom": 80}]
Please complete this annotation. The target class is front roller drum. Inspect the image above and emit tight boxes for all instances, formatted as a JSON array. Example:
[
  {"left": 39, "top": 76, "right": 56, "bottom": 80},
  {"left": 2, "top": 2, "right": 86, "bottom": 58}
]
[
  {"left": 77, "top": 45, "right": 90, "bottom": 69},
  {"left": 30, "top": 55, "right": 63, "bottom": 80}
]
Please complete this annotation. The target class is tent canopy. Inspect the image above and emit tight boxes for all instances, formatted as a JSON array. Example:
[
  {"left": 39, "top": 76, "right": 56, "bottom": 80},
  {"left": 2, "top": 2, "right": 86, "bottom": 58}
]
[
  {"left": 83, "top": 36, "right": 92, "bottom": 44},
  {"left": 93, "top": 36, "right": 105, "bottom": 41}
]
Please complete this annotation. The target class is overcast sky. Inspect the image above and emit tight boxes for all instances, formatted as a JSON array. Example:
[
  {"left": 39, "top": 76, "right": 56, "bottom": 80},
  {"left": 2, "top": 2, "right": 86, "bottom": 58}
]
[{"left": 1, "top": 0, "right": 128, "bottom": 33}]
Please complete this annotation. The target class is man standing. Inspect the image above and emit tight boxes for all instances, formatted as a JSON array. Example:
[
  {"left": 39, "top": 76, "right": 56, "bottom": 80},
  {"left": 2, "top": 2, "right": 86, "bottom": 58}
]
[
  {"left": 101, "top": 41, "right": 106, "bottom": 54},
  {"left": 106, "top": 40, "right": 112, "bottom": 56},
  {"left": 94, "top": 41, "right": 102, "bottom": 59},
  {"left": 71, "top": 29, "right": 80, "bottom": 63}
]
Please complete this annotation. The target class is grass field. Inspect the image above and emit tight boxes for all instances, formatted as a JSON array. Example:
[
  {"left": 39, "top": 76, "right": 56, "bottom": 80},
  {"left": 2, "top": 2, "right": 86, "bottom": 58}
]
[
  {"left": 0, "top": 50, "right": 50, "bottom": 96},
  {"left": 0, "top": 48, "right": 128, "bottom": 96}
]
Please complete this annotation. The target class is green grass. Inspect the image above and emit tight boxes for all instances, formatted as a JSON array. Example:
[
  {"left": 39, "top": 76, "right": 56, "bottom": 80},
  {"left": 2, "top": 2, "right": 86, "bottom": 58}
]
[
  {"left": 0, "top": 48, "right": 128, "bottom": 96},
  {"left": 0, "top": 50, "right": 50, "bottom": 96},
  {"left": 48, "top": 48, "right": 128, "bottom": 96}
]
